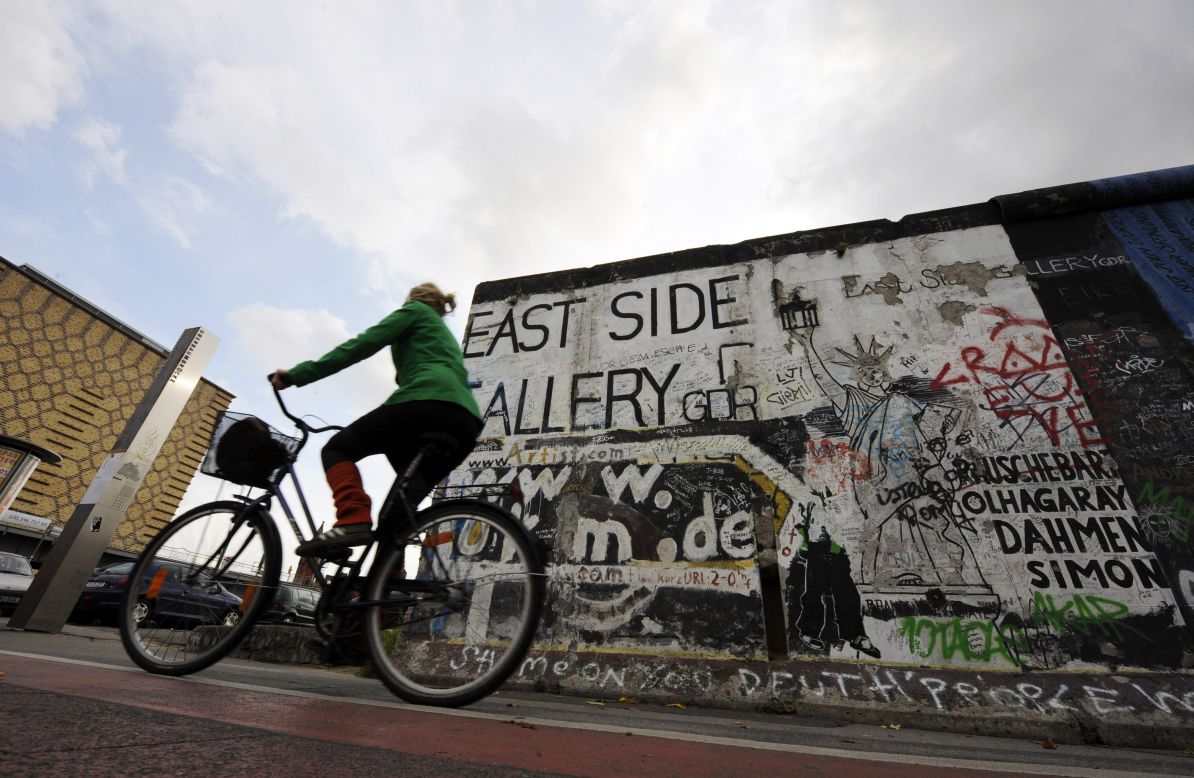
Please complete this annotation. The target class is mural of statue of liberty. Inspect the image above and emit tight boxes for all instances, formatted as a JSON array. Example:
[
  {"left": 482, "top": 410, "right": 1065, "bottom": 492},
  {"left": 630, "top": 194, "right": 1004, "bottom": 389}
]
[{"left": 790, "top": 327, "right": 990, "bottom": 594}]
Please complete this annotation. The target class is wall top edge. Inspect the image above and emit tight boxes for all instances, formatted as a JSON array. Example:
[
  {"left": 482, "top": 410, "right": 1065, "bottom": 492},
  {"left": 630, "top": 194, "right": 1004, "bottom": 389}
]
[
  {"left": 993, "top": 164, "right": 1194, "bottom": 224},
  {"left": 473, "top": 164, "right": 1194, "bottom": 304},
  {"left": 473, "top": 202, "right": 1001, "bottom": 303}
]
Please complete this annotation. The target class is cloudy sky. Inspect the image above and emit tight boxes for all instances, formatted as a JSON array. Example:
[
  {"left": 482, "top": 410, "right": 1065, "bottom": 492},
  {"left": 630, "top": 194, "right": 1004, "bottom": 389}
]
[{"left": 3, "top": 0, "right": 1192, "bottom": 530}]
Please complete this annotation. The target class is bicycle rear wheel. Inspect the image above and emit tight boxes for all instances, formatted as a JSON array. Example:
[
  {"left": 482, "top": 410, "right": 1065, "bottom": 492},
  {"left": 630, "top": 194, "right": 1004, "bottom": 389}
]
[
  {"left": 364, "top": 500, "right": 543, "bottom": 706},
  {"left": 119, "top": 500, "right": 282, "bottom": 675}
]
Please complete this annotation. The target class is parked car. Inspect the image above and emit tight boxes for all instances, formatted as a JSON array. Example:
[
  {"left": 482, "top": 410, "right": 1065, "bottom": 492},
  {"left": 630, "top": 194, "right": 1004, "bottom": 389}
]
[
  {"left": 72, "top": 560, "right": 243, "bottom": 627},
  {"left": 0, "top": 552, "right": 34, "bottom": 615},
  {"left": 261, "top": 584, "right": 320, "bottom": 625}
]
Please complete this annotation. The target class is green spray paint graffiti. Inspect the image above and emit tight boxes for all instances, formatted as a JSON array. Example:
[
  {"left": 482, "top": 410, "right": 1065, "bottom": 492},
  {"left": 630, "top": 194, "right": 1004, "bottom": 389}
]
[
  {"left": 1030, "top": 592, "right": 1147, "bottom": 642},
  {"left": 897, "top": 594, "right": 1145, "bottom": 668},
  {"left": 897, "top": 617, "right": 1030, "bottom": 667}
]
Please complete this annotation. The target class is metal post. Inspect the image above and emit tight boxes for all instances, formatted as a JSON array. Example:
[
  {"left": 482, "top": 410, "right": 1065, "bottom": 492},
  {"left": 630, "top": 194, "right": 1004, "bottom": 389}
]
[
  {"left": 8, "top": 327, "right": 219, "bottom": 632},
  {"left": 0, "top": 437, "right": 59, "bottom": 518}
]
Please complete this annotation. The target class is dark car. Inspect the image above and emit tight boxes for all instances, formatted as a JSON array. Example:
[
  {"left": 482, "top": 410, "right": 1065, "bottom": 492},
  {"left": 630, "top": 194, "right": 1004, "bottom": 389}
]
[
  {"left": 73, "top": 561, "right": 243, "bottom": 627},
  {"left": 0, "top": 551, "right": 35, "bottom": 615},
  {"left": 261, "top": 584, "right": 320, "bottom": 625}
]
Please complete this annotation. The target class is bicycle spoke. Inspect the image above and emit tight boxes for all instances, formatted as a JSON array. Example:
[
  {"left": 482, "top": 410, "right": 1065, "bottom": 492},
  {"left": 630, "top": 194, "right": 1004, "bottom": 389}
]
[
  {"left": 119, "top": 501, "right": 280, "bottom": 676},
  {"left": 363, "top": 501, "right": 543, "bottom": 707}
]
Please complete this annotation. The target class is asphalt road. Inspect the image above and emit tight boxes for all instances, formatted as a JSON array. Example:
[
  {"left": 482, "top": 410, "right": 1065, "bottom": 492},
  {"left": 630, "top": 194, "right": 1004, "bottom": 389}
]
[{"left": 1, "top": 621, "right": 1192, "bottom": 777}]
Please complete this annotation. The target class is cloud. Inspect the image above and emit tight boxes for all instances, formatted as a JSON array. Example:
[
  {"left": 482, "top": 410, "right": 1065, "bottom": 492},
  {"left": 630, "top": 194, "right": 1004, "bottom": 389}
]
[
  {"left": 155, "top": 2, "right": 755, "bottom": 310},
  {"left": 0, "top": 0, "right": 86, "bottom": 135},
  {"left": 227, "top": 303, "right": 395, "bottom": 419},
  {"left": 230, "top": 304, "right": 352, "bottom": 368},
  {"left": 134, "top": 175, "right": 212, "bottom": 248},
  {"left": 736, "top": 1, "right": 1194, "bottom": 223},
  {"left": 73, "top": 117, "right": 128, "bottom": 187},
  {"left": 223, "top": 305, "right": 414, "bottom": 543},
  {"left": 0, "top": 212, "right": 49, "bottom": 240},
  {"left": 83, "top": 208, "right": 111, "bottom": 236},
  {"left": 83, "top": 3, "right": 1170, "bottom": 287},
  {"left": 9, "top": 0, "right": 1194, "bottom": 540},
  {"left": 17, "top": 0, "right": 1194, "bottom": 318},
  {"left": 167, "top": 53, "right": 473, "bottom": 284}
]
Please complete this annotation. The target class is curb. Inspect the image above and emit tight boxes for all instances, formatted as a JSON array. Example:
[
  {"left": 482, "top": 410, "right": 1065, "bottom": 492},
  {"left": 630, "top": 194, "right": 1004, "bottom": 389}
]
[{"left": 51, "top": 622, "right": 1194, "bottom": 751}]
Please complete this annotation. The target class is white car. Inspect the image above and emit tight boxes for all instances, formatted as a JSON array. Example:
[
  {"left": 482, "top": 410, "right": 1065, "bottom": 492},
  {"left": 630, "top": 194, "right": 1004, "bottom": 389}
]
[{"left": 0, "top": 552, "right": 35, "bottom": 614}]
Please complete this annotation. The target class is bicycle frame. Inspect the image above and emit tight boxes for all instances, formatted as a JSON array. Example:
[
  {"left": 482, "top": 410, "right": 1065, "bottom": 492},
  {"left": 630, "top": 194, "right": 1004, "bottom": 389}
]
[
  {"left": 122, "top": 383, "right": 543, "bottom": 703},
  {"left": 240, "top": 388, "right": 415, "bottom": 607},
  {"left": 253, "top": 387, "right": 506, "bottom": 618}
]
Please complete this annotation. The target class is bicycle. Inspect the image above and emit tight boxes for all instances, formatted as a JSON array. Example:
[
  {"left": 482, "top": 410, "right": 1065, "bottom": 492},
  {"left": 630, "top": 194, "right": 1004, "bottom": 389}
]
[{"left": 117, "top": 384, "right": 544, "bottom": 707}]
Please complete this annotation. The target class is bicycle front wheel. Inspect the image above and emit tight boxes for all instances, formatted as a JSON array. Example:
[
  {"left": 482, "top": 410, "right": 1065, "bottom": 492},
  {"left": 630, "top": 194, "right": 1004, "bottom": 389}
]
[
  {"left": 364, "top": 500, "right": 544, "bottom": 706},
  {"left": 119, "top": 500, "right": 282, "bottom": 675}
]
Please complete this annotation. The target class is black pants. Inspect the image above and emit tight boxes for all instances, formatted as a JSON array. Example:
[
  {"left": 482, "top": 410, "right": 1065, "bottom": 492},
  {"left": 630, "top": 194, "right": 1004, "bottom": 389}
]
[
  {"left": 322, "top": 400, "right": 482, "bottom": 505},
  {"left": 795, "top": 541, "right": 865, "bottom": 642}
]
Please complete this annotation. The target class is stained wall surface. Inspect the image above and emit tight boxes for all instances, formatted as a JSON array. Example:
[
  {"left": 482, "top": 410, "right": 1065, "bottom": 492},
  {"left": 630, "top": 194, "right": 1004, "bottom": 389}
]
[
  {"left": 450, "top": 166, "right": 1194, "bottom": 678},
  {"left": 0, "top": 259, "right": 233, "bottom": 558}
]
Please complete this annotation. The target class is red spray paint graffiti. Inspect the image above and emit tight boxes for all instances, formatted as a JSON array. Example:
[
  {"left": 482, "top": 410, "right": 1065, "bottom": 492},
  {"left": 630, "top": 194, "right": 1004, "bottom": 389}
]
[
  {"left": 932, "top": 307, "right": 1108, "bottom": 447},
  {"left": 804, "top": 438, "right": 873, "bottom": 491}
]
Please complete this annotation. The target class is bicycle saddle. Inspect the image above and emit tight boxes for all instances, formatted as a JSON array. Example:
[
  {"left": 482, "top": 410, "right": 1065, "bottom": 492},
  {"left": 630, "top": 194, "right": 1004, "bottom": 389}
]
[{"left": 419, "top": 431, "right": 459, "bottom": 459}]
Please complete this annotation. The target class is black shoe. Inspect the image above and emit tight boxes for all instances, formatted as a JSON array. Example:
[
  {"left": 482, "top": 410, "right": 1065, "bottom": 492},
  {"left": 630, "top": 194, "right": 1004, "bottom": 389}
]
[
  {"left": 794, "top": 634, "right": 827, "bottom": 653},
  {"left": 849, "top": 636, "right": 881, "bottom": 658},
  {"left": 296, "top": 523, "right": 373, "bottom": 557},
  {"left": 320, "top": 546, "right": 352, "bottom": 562}
]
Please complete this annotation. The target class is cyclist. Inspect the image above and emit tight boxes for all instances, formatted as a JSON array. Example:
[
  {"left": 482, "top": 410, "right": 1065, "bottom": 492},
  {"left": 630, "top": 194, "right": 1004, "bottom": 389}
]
[{"left": 269, "top": 282, "right": 483, "bottom": 557}]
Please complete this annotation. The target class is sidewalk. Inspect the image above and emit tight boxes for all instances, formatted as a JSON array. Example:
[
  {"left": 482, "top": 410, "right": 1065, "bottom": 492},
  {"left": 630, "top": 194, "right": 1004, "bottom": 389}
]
[
  {"left": 177, "top": 622, "right": 1194, "bottom": 750},
  {"left": 5, "top": 645, "right": 1189, "bottom": 778},
  {"left": 200, "top": 620, "right": 1194, "bottom": 750},
  {"left": 11, "top": 619, "right": 1194, "bottom": 750}
]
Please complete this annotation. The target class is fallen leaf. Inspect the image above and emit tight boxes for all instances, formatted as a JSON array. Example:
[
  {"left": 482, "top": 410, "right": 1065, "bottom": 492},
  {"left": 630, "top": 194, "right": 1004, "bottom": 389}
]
[
  {"left": 585, "top": 699, "right": 606, "bottom": 706},
  {"left": 506, "top": 703, "right": 518, "bottom": 708},
  {"left": 1042, "top": 739, "right": 1057, "bottom": 750},
  {"left": 881, "top": 723, "right": 902, "bottom": 730},
  {"left": 733, "top": 720, "right": 749, "bottom": 729},
  {"left": 618, "top": 696, "right": 638, "bottom": 704},
  {"left": 664, "top": 703, "right": 686, "bottom": 709}
]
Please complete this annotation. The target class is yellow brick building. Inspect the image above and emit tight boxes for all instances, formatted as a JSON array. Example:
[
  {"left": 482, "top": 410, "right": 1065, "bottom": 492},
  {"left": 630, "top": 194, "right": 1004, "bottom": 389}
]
[{"left": 0, "top": 257, "right": 233, "bottom": 563}]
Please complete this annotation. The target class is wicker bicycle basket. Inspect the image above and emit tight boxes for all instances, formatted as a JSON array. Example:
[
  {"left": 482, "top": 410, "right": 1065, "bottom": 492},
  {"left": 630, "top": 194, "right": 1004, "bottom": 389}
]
[{"left": 200, "top": 411, "right": 300, "bottom": 489}]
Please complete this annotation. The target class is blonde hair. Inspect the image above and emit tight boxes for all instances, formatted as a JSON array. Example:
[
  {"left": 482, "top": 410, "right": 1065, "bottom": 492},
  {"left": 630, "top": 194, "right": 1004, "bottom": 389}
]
[{"left": 408, "top": 282, "right": 456, "bottom": 316}]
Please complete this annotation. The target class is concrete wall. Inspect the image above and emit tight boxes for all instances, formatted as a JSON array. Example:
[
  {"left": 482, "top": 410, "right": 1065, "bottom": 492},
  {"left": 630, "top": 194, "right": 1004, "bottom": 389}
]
[{"left": 448, "top": 167, "right": 1194, "bottom": 712}]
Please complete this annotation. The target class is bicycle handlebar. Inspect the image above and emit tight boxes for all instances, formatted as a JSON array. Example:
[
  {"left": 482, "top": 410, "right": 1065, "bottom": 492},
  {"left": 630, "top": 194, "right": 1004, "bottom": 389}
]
[{"left": 267, "top": 374, "right": 343, "bottom": 435}]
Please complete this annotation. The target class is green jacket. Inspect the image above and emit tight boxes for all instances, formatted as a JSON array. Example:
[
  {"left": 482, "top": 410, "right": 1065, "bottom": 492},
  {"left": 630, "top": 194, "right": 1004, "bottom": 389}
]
[{"left": 288, "top": 300, "right": 482, "bottom": 419}]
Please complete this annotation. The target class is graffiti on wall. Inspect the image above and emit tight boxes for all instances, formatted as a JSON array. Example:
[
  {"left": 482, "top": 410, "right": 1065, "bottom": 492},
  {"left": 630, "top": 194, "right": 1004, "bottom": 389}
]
[
  {"left": 1007, "top": 206, "right": 1194, "bottom": 645},
  {"left": 449, "top": 224, "right": 1186, "bottom": 672},
  {"left": 503, "top": 649, "right": 1194, "bottom": 722}
]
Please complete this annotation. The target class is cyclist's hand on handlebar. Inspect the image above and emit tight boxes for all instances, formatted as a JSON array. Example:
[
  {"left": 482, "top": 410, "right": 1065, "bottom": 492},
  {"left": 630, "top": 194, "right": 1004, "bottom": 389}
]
[{"left": 268, "top": 370, "right": 294, "bottom": 390}]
